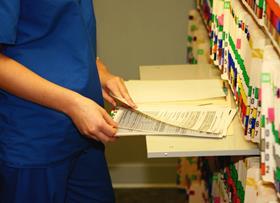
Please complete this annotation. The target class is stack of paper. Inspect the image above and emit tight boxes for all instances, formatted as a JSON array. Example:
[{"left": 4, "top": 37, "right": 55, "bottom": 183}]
[
  {"left": 112, "top": 105, "right": 236, "bottom": 138},
  {"left": 111, "top": 80, "right": 236, "bottom": 138}
]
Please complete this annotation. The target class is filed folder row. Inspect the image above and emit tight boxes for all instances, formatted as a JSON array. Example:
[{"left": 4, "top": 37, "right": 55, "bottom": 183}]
[
  {"left": 197, "top": 0, "right": 280, "bottom": 198},
  {"left": 242, "top": 0, "right": 280, "bottom": 53},
  {"left": 177, "top": 156, "right": 278, "bottom": 202}
]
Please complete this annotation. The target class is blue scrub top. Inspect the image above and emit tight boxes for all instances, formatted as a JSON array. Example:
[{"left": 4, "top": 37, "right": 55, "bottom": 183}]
[{"left": 0, "top": 0, "right": 104, "bottom": 167}]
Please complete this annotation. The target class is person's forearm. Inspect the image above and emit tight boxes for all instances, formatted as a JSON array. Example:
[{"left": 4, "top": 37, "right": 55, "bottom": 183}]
[
  {"left": 0, "top": 53, "right": 81, "bottom": 115},
  {"left": 95, "top": 57, "right": 136, "bottom": 108},
  {"left": 96, "top": 57, "right": 112, "bottom": 86}
]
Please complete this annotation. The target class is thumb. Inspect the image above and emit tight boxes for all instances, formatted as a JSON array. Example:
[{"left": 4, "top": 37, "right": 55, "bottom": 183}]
[{"left": 102, "top": 109, "right": 118, "bottom": 128}]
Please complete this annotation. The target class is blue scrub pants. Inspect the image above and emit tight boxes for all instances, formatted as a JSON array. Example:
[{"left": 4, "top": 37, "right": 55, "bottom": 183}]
[{"left": 0, "top": 143, "right": 115, "bottom": 203}]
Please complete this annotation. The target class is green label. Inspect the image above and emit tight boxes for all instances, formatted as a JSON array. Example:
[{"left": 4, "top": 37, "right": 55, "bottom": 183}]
[
  {"left": 191, "top": 25, "right": 197, "bottom": 32},
  {"left": 276, "top": 167, "right": 280, "bottom": 181},
  {"left": 197, "top": 49, "right": 204, "bottom": 55},
  {"left": 272, "top": 123, "right": 280, "bottom": 144},
  {"left": 261, "top": 73, "right": 271, "bottom": 83},
  {"left": 222, "top": 32, "right": 226, "bottom": 40},
  {"left": 218, "top": 25, "right": 223, "bottom": 32},
  {"left": 248, "top": 86, "right": 252, "bottom": 97},
  {"left": 224, "top": 1, "right": 230, "bottom": 9},
  {"left": 210, "top": 39, "right": 213, "bottom": 47},
  {"left": 258, "top": 0, "right": 264, "bottom": 8},
  {"left": 261, "top": 115, "right": 265, "bottom": 128},
  {"left": 254, "top": 88, "right": 259, "bottom": 99}
]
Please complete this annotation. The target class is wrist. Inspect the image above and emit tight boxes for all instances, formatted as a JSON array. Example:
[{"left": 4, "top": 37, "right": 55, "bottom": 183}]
[
  {"left": 96, "top": 57, "right": 112, "bottom": 84},
  {"left": 61, "top": 91, "right": 85, "bottom": 117}
]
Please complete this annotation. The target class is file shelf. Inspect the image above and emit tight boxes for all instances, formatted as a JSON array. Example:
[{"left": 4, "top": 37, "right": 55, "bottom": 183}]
[{"left": 139, "top": 64, "right": 259, "bottom": 158}]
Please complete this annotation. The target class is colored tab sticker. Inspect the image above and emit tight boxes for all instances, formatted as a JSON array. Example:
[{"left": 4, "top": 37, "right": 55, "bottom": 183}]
[
  {"left": 276, "top": 167, "right": 280, "bottom": 181},
  {"left": 253, "top": 109, "right": 258, "bottom": 118},
  {"left": 275, "top": 129, "right": 280, "bottom": 144},
  {"left": 271, "top": 122, "right": 280, "bottom": 143},
  {"left": 259, "top": 0, "right": 265, "bottom": 8},
  {"left": 218, "top": 14, "right": 224, "bottom": 26},
  {"left": 191, "top": 25, "right": 197, "bottom": 32},
  {"left": 261, "top": 115, "right": 265, "bottom": 128},
  {"left": 197, "top": 49, "right": 204, "bottom": 55},
  {"left": 255, "top": 88, "right": 259, "bottom": 99},
  {"left": 218, "top": 25, "right": 223, "bottom": 32},
  {"left": 259, "top": 88, "right": 262, "bottom": 101},
  {"left": 261, "top": 163, "right": 265, "bottom": 175},
  {"left": 268, "top": 108, "right": 275, "bottom": 122},
  {"left": 224, "top": 1, "right": 230, "bottom": 9},
  {"left": 261, "top": 73, "right": 271, "bottom": 83},
  {"left": 242, "top": 22, "right": 245, "bottom": 31}
]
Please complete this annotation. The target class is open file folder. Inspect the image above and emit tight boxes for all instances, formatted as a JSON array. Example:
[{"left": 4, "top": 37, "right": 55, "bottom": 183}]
[{"left": 112, "top": 79, "right": 237, "bottom": 138}]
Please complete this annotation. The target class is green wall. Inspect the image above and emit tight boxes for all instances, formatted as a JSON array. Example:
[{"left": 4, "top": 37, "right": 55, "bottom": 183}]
[{"left": 94, "top": 0, "right": 195, "bottom": 79}]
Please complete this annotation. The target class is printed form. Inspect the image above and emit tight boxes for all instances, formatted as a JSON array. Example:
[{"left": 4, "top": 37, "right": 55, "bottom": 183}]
[{"left": 112, "top": 105, "right": 236, "bottom": 138}]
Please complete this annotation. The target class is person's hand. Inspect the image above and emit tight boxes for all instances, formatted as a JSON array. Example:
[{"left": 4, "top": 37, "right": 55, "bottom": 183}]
[
  {"left": 96, "top": 58, "right": 137, "bottom": 108},
  {"left": 67, "top": 95, "right": 118, "bottom": 143},
  {"left": 102, "top": 75, "right": 137, "bottom": 108}
]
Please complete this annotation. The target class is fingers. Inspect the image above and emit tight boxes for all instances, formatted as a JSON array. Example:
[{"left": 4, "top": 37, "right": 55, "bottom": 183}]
[
  {"left": 90, "top": 131, "right": 117, "bottom": 144},
  {"left": 102, "top": 89, "right": 117, "bottom": 107},
  {"left": 117, "top": 78, "right": 137, "bottom": 108},
  {"left": 90, "top": 110, "right": 118, "bottom": 142},
  {"left": 86, "top": 117, "right": 117, "bottom": 143},
  {"left": 96, "top": 58, "right": 136, "bottom": 108},
  {"left": 97, "top": 103, "right": 119, "bottom": 143},
  {"left": 106, "top": 77, "right": 137, "bottom": 108},
  {"left": 70, "top": 96, "right": 118, "bottom": 144},
  {"left": 102, "top": 109, "right": 118, "bottom": 128}
]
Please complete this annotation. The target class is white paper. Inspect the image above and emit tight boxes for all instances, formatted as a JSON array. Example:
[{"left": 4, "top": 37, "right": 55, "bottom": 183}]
[{"left": 112, "top": 105, "right": 236, "bottom": 138}]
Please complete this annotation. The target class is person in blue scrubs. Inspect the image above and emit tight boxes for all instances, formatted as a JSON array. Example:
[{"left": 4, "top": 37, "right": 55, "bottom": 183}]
[{"left": 0, "top": 0, "right": 136, "bottom": 202}]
